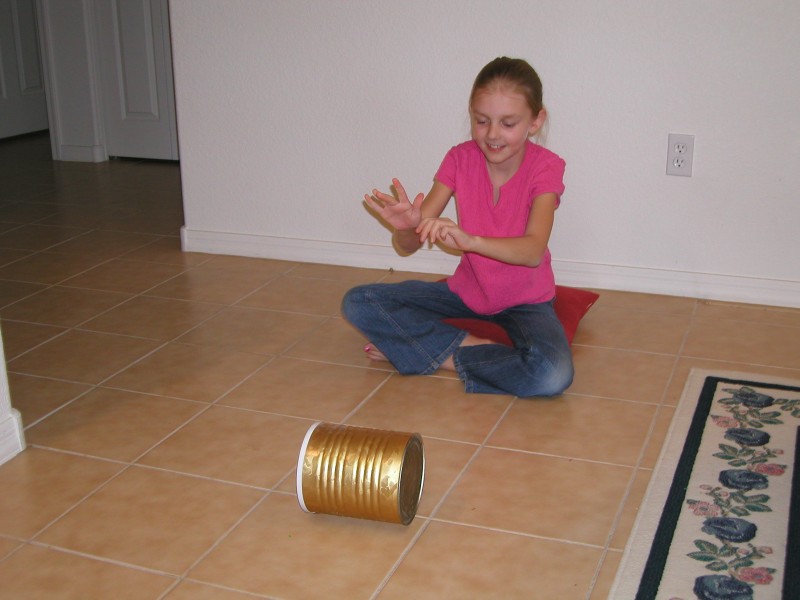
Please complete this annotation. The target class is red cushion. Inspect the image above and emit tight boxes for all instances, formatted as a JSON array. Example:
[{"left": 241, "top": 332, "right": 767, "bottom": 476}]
[{"left": 443, "top": 285, "right": 599, "bottom": 346}]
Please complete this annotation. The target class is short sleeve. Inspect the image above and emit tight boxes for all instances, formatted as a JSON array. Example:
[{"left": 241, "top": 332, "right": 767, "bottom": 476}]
[
  {"left": 434, "top": 146, "right": 459, "bottom": 191},
  {"left": 530, "top": 152, "right": 565, "bottom": 205}
]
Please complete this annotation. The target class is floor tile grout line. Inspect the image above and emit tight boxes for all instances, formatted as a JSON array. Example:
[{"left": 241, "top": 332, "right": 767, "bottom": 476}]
[
  {"left": 426, "top": 515, "right": 609, "bottom": 550},
  {"left": 424, "top": 396, "right": 518, "bottom": 522},
  {"left": 158, "top": 578, "right": 277, "bottom": 600},
  {"left": 368, "top": 518, "right": 434, "bottom": 599},
  {"left": 173, "top": 492, "right": 275, "bottom": 593},
  {"left": 23, "top": 459, "right": 137, "bottom": 545},
  {"left": 25, "top": 539, "right": 180, "bottom": 579}
]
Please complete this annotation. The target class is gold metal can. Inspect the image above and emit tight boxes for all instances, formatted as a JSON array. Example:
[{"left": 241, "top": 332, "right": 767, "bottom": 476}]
[{"left": 297, "top": 422, "right": 425, "bottom": 525}]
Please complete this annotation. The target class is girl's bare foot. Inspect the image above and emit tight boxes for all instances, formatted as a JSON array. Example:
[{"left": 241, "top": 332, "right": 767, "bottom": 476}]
[
  {"left": 364, "top": 334, "right": 494, "bottom": 369},
  {"left": 440, "top": 334, "right": 493, "bottom": 371},
  {"left": 364, "top": 344, "right": 388, "bottom": 362}
]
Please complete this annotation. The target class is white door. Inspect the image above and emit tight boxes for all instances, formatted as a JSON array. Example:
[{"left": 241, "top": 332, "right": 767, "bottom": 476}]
[
  {"left": 95, "top": 0, "right": 178, "bottom": 160},
  {"left": 0, "top": 0, "right": 48, "bottom": 139}
]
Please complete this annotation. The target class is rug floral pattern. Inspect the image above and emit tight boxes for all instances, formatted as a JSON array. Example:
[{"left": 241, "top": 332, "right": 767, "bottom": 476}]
[{"left": 660, "top": 382, "right": 799, "bottom": 600}]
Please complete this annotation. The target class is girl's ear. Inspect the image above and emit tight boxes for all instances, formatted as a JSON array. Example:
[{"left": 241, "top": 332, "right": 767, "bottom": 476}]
[{"left": 528, "top": 108, "right": 547, "bottom": 136}]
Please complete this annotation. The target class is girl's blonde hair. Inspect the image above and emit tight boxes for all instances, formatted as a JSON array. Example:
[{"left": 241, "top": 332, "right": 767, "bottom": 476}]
[{"left": 469, "top": 57, "right": 548, "bottom": 143}]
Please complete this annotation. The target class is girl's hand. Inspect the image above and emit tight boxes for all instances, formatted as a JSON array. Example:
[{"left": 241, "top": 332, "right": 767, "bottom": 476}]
[
  {"left": 364, "top": 178, "right": 424, "bottom": 231},
  {"left": 416, "top": 217, "right": 475, "bottom": 252}
]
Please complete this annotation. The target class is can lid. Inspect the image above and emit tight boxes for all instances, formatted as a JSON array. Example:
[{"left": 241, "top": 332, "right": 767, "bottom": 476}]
[
  {"left": 296, "top": 421, "right": 322, "bottom": 513},
  {"left": 397, "top": 433, "right": 425, "bottom": 525}
]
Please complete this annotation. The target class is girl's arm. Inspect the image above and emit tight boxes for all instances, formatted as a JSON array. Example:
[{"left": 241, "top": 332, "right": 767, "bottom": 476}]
[{"left": 417, "top": 192, "right": 558, "bottom": 267}]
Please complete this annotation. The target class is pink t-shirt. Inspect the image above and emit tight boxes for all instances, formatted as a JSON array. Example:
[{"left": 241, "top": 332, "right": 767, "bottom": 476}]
[{"left": 434, "top": 140, "right": 566, "bottom": 315}]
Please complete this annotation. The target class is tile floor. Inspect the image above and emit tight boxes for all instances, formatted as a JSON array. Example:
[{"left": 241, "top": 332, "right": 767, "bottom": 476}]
[{"left": 0, "top": 132, "right": 798, "bottom": 599}]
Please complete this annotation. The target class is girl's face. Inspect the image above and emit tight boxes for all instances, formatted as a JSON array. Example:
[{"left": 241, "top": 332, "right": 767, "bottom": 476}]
[{"left": 470, "top": 86, "right": 545, "bottom": 176}]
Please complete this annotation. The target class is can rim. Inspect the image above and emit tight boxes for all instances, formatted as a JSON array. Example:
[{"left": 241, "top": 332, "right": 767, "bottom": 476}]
[{"left": 296, "top": 421, "right": 321, "bottom": 513}]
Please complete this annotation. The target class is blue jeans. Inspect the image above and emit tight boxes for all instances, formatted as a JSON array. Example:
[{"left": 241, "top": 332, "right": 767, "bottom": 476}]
[{"left": 341, "top": 280, "right": 574, "bottom": 397}]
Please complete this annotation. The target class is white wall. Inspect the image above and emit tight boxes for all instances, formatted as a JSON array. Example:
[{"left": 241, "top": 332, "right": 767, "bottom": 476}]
[{"left": 171, "top": 0, "right": 800, "bottom": 308}]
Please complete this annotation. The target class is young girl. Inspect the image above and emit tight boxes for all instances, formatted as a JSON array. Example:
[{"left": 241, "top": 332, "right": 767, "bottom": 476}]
[{"left": 341, "top": 57, "right": 573, "bottom": 398}]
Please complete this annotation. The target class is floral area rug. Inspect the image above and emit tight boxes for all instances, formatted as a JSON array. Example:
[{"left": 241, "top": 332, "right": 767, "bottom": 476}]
[{"left": 611, "top": 369, "right": 800, "bottom": 599}]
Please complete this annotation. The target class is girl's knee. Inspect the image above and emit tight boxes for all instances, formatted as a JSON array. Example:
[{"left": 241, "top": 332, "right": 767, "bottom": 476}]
[
  {"left": 515, "top": 357, "right": 574, "bottom": 398},
  {"left": 341, "top": 285, "right": 369, "bottom": 321}
]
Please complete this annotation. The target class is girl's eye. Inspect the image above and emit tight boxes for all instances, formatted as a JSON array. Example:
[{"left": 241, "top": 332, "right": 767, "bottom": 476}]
[{"left": 502, "top": 121, "right": 517, "bottom": 128}]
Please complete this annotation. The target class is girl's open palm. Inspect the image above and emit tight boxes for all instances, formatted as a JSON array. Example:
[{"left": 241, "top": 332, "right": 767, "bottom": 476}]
[{"left": 364, "top": 178, "right": 424, "bottom": 231}]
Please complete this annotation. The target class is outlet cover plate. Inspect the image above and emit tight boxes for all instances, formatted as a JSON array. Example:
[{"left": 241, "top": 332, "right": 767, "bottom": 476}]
[{"left": 666, "top": 133, "right": 694, "bottom": 177}]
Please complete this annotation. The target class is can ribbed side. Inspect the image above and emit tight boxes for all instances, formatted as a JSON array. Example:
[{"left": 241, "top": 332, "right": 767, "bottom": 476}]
[{"left": 299, "top": 423, "right": 424, "bottom": 525}]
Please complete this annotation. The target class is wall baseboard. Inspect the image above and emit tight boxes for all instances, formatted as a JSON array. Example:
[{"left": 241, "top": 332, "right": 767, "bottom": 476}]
[
  {"left": 54, "top": 144, "right": 106, "bottom": 162},
  {"left": 0, "top": 410, "right": 25, "bottom": 467},
  {"left": 181, "top": 227, "right": 800, "bottom": 309}
]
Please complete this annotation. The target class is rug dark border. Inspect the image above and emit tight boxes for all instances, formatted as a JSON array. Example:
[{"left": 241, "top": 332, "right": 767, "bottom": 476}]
[{"left": 635, "top": 376, "right": 800, "bottom": 599}]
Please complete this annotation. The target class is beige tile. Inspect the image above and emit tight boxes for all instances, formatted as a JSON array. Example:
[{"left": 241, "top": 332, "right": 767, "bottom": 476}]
[
  {"left": 0, "top": 247, "right": 34, "bottom": 267},
  {"left": 146, "top": 266, "right": 276, "bottom": 304},
  {"left": 120, "top": 236, "right": 211, "bottom": 266},
  {"left": 0, "top": 280, "right": 46, "bottom": 309},
  {"left": 38, "top": 466, "right": 262, "bottom": 575},
  {"left": 0, "top": 544, "right": 176, "bottom": 599},
  {"left": 104, "top": 342, "right": 270, "bottom": 402},
  {"left": 0, "top": 319, "right": 66, "bottom": 359},
  {"left": 199, "top": 255, "right": 296, "bottom": 277},
  {"left": 1, "top": 286, "right": 131, "bottom": 327},
  {"left": 189, "top": 493, "right": 421, "bottom": 599},
  {"left": 26, "top": 388, "right": 205, "bottom": 462},
  {"left": 414, "top": 438, "right": 477, "bottom": 517},
  {"left": 164, "top": 580, "right": 257, "bottom": 599},
  {"left": 36, "top": 205, "right": 116, "bottom": 229},
  {"left": 286, "top": 316, "right": 386, "bottom": 367},
  {"left": 0, "top": 224, "right": 88, "bottom": 250},
  {"left": 7, "top": 330, "right": 161, "bottom": 384},
  {"left": 48, "top": 229, "right": 162, "bottom": 259},
  {"left": 695, "top": 298, "right": 800, "bottom": 327},
  {"left": 609, "top": 468, "right": 653, "bottom": 550},
  {"left": 177, "top": 306, "right": 326, "bottom": 354},
  {"left": 238, "top": 275, "right": 355, "bottom": 316},
  {"left": 380, "top": 521, "right": 602, "bottom": 599},
  {"left": 682, "top": 317, "right": 800, "bottom": 369},
  {"left": 139, "top": 406, "right": 311, "bottom": 488},
  {"left": 575, "top": 305, "right": 691, "bottom": 353},
  {"left": 288, "top": 262, "right": 389, "bottom": 283},
  {"left": 0, "top": 448, "right": 123, "bottom": 538},
  {"left": 8, "top": 373, "right": 91, "bottom": 427},
  {"left": 640, "top": 406, "right": 676, "bottom": 468},
  {"left": 348, "top": 375, "right": 511, "bottom": 444},
  {"left": 220, "top": 356, "right": 390, "bottom": 421},
  {"left": 0, "top": 251, "right": 107, "bottom": 284},
  {"left": 61, "top": 258, "right": 187, "bottom": 293},
  {"left": 436, "top": 448, "right": 632, "bottom": 545},
  {"left": 590, "top": 289, "right": 697, "bottom": 315},
  {"left": 81, "top": 296, "right": 223, "bottom": 340},
  {"left": 568, "top": 344, "right": 676, "bottom": 403},
  {"left": 98, "top": 210, "right": 184, "bottom": 235},
  {"left": 0, "top": 202, "right": 59, "bottom": 223},
  {"left": 590, "top": 550, "right": 623, "bottom": 600},
  {"left": 0, "top": 536, "right": 20, "bottom": 560},
  {"left": 488, "top": 394, "right": 658, "bottom": 465}
]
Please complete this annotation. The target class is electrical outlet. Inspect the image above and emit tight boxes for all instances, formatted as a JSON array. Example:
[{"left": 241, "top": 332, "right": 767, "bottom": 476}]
[{"left": 666, "top": 133, "right": 694, "bottom": 177}]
